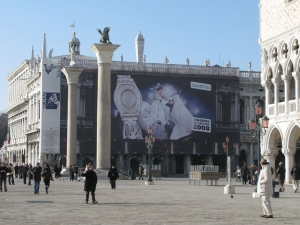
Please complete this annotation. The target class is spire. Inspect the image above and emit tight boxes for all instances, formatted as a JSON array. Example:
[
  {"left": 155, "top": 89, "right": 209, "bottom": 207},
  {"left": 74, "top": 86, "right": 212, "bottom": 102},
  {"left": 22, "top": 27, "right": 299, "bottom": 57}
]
[
  {"left": 42, "top": 33, "right": 47, "bottom": 58},
  {"left": 30, "top": 46, "right": 34, "bottom": 70},
  {"left": 135, "top": 31, "right": 144, "bottom": 63}
]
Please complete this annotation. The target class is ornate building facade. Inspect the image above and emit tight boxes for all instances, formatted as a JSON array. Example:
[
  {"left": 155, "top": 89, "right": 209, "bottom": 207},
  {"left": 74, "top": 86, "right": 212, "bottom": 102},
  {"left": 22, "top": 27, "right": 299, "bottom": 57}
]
[
  {"left": 260, "top": 0, "right": 300, "bottom": 183},
  {"left": 0, "top": 31, "right": 264, "bottom": 176}
]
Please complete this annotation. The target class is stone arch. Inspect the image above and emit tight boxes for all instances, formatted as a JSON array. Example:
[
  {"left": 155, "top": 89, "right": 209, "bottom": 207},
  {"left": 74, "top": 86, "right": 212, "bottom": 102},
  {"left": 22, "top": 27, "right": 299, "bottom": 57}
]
[
  {"left": 264, "top": 123, "right": 283, "bottom": 151},
  {"left": 284, "top": 59, "right": 294, "bottom": 75},
  {"left": 294, "top": 52, "right": 300, "bottom": 72},
  {"left": 240, "top": 143, "right": 249, "bottom": 154},
  {"left": 285, "top": 120, "right": 300, "bottom": 150},
  {"left": 274, "top": 63, "right": 283, "bottom": 78}
]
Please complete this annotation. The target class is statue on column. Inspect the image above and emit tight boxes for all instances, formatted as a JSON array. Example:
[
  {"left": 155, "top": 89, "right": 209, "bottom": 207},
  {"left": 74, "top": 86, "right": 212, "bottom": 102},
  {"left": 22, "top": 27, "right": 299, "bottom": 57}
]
[
  {"left": 186, "top": 58, "right": 190, "bottom": 66},
  {"left": 248, "top": 60, "right": 252, "bottom": 71},
  {"left": 96, "top": 27, "right": 112, "bottom": 44},
  {"left": 164, "top": 56, "right": 169, "bottom": 64},
  {"left": 205, "top": 59, "right": 210, "bottom": 66}
]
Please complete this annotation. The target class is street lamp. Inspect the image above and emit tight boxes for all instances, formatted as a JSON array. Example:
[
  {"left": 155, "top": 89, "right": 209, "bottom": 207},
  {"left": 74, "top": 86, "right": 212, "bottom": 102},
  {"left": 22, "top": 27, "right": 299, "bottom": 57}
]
[
  {"left": 145, "top": 127, "right": 155, "bottom": 185},
  {"left": 223, "top": 136, "right": 236, "bottom": 194},
  {"left": 248, "top": 101, "right": 269, "bottom": 176}
]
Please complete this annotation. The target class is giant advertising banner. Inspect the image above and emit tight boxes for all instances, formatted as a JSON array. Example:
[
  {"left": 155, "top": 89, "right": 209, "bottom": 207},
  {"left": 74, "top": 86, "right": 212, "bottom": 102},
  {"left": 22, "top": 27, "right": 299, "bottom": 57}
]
[
  {"left": 40, "top": 58, "right": 61, "bottom": 154},
  {"left": 111, "top": 74, "right": 216, "bottom": 141}
]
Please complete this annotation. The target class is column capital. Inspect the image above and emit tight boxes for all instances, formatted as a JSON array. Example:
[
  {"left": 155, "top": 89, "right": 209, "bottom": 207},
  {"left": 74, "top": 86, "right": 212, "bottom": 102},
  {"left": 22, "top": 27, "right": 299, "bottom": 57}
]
[
  {"left": 281, "top": 74, "right": 292, "bottom": 82},
  {"left": 292, "top": 71, "right": 300, "bottom": 79},
  {"left": 271, "top": 77, "right": 281, "bottom": 84},
  {"left": 90, "top": 44, "right": 120, "bottom": 64},
  {"left": 61, "top": 67, "right": 84, "bottom": 84},
  {"left": 262, "top": 149, "right": 279, "bottom": 159},
  {"left": 282, "top": 148, "right": 296, "bottom": 155},
  {"left": 261, "top": 80, "right": 271, "bottom": 88}
]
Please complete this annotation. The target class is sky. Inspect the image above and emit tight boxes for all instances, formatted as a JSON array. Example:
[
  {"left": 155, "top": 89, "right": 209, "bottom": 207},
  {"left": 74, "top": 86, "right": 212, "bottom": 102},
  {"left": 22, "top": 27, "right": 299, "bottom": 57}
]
[{"left": 0, "top": 0, "right": 260, "bottom": 112}]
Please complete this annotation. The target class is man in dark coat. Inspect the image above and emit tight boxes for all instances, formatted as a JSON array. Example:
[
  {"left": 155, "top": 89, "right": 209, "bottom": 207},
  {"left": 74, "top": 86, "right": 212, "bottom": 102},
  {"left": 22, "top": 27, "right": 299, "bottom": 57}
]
[
  {"left": 22, "top": 164, "right": 29, "bottom": 185},
  {"left": 276, "top": 162, "right": 286, "bottom": 192},
  {"left": 241, "top": 163, "right": 249, "bottom": 185},
  {"left": 32, "top": 163, "right": 42, "bottom": 194},
  {"left": 291, "top": 162, "right": 300, "bottom": 193},
  {"left": 74, "top": 164, "right": 78, "bottom": 181},
  {"left": 82, "top": 165, "right": 97, "bottom": 204},
  {"left": 108, "top": 165, "right": 119, "bottom": 189},
  {"left": 14, "top": 164, "right": 19, "bottom": 178},
  {"left": 139, "top": 164, "right": 144, "bottom": 180},
  {"left": 0, "top": 163, "right": 8, "bottom": 192}
]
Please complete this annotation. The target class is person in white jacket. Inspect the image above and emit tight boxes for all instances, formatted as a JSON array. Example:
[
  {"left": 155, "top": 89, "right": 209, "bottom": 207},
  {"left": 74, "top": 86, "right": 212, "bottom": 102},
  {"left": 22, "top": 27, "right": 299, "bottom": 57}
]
[{"left": 257, "top": 158, "right": 273, "bottom": 218}]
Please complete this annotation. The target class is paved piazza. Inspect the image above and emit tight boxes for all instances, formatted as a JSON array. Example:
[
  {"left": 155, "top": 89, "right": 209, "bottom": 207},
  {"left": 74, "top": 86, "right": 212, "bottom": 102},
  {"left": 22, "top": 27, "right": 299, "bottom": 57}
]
[{"left": 0, "top": 176, "right": 299, "bottom": 225}]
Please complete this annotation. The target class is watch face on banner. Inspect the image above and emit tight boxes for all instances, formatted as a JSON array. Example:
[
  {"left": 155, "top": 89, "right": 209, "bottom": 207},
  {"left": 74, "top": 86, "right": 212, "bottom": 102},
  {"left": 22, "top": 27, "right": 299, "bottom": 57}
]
[{"left": 111, "top": 74, "right": 216, "bottom": 141}]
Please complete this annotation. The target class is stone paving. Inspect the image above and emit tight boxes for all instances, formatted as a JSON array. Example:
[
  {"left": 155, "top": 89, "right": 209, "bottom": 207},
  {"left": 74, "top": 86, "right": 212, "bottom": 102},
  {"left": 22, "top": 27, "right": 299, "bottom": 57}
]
[{"left": 0, "top": 176, "right": 299, "bottom": 225}]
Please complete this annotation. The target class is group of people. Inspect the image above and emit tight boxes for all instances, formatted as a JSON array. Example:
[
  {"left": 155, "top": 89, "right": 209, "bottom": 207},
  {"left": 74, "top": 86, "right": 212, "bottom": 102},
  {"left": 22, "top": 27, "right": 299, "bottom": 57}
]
[
  {"left": 0, "top": 162, "right": 54, "bottom": 194},
  {"left": 68, "top": 164, "right": 78, "bottom": 181},
  {"left": 235, "top": 163, "right": 258, "bottom": 185}
]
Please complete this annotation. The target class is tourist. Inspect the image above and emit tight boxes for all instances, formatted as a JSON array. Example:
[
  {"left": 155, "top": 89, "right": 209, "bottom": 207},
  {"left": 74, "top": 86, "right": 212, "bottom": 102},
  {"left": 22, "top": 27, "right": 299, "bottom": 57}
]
[
  {"left": 8, "top": 163, "right": 14, "bottom": 185},
  {"left": 82, "top": 165, "right": 97, "bottom": 204},
  {"left": 291, "top": 162, "right": 300, "bottom": 193},
  {"left": 22, "top": 164, "right": 29, "bottom": 184},
  {"left": 241, "top": 163, "right": 249, "bottom": 185},
  {"left": 18, "top": 165, "right": 23, "bottom": 179},
  {"left": 74, "top": 164, "right": 78, "bottom": 181},
  {"left": 235, "top": 166, "right": 241, "bottom": 182},
  {"left": 139, "top": 164, "right": 144, "bottom": 180},
  {"left": 14, "top": 164, "right": 19, "bottom": 178},
  {"left": 54, "top": 164, "right": 61, "bottom": 179},
  {"left": 257, "top": 158, "right": 273, "bottom": 218},
  {"left": 108, "top": 165, "right": 119, "bottom": 189},
  {"left": 276, "top": 162, "right": 286, "bottom": 192},
  {"left": 32, "top": 163, "right": 42, "bottom": 194},
  {"left": 249, "top": 164, "right": 256, "bottom": 185},
  {"left": 42, "top": 164, "right": 53, "bottom": 194},
  {"left": 69, "top": 165, "right": 74, "bottom": 181},
  {"left": 27, "top": 164, "right": 33, "bottom": 186},
  {"left": 0, "top": 163, "right": 8, "bottom": 192}
]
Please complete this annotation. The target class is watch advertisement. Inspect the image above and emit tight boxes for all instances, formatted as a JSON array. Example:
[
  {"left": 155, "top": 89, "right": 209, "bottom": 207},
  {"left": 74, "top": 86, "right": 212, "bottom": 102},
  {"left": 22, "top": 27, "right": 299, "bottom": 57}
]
[{"left": 111, "top": 74, "right": 216, "bottom": 141}]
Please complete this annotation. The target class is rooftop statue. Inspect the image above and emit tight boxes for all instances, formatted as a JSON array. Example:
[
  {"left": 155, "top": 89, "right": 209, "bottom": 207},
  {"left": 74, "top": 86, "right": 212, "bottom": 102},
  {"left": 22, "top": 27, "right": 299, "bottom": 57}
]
[{"left": 97, "top": 27, "right": 112, "bottom": 44}]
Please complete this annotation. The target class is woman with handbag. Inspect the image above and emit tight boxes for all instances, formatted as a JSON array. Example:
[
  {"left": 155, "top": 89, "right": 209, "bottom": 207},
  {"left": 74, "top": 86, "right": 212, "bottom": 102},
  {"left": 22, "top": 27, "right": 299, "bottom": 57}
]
[{"left": 42, "top": 164, "right": 53, "bottom": 194}]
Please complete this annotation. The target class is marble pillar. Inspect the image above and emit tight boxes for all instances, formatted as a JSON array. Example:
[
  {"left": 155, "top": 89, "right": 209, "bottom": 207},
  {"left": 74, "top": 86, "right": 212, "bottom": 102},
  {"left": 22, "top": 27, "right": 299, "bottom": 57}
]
[
  {"left": 262, "top": 149, "right": 278, "bottom": 181},
  {"left": 272, "top": 78, "right": 280, "bottom": 115},
  {"left": 283, "top": 148, "right": 296, "bottom": 184},
  {"left": 61, "top": 67, "right": 84, "bottom": 168},
  {"left": 281, "top": 75, "right": 292, "bottom": 114},
  {"left": 292, "top": 72, "right": 300, "bottom": 112},
  {"left": 90, "top": 44, "right": 120, "bottom": 169},
  {"left": 262, "top": 80, "right": 271, "bottom": 115}
]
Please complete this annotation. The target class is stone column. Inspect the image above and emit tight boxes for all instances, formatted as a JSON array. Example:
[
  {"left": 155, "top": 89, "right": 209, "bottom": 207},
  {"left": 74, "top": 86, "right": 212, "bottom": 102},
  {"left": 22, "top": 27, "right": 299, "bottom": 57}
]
[
  {"left": 249, "top": 143, "right": 253, "bottom": 166},
  {"left": 272, "top": 78, "right": 280, "bottom": 115},
  {"left": 90, "top": 44, "right": 120, "bottom": 169},
  {"left": 261, "top": 80, "right": 271, "bottom": 115},
  {"left": 118, "top": 154, "right": 124, "bottom": 171},
  {"left": 262, "top": 149, "right": 278, "bottom": 181},
  {"left": 281, "top": 75, "right": 292, "bottom": 114},
  {"left": 292, "top": 72, "right": 300, "bottom": 112},
  {"left": 282, "top": 148, "right": 296, "bottom": 184},
  {"left": 61, "top": 67, "right": 84, "bottom": 168},
  {"left": 249, "top": 96, "right": 253, "bottom": 120}
]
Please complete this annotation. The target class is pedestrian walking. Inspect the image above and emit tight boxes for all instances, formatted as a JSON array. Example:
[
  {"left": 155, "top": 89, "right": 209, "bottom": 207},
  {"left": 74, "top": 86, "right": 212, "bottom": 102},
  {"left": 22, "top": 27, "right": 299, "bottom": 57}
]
[
  {"left": 139, "top": 164, "right": 144, "bottom": 180},
  {"left": 18, "top": 165, "right": 23, "bottom": 179},
  {"left": 22, "top": 164, "right": 29, "bottom": 184},
  {"left": 235, "top": 166, "right": 241, "bottom": 182},
  {"left": 69, "top": 166, "right": 74, "bottom": 181},
  {"left": 108, "top": 165, "right": 119, "bottom": 189},
  {"left": 14, "top": 164, "right": 19, "bottom": 178},
  {"left": 81, "top": 165, "right": 98, "bottom": 204},
  {"left": 32, "top": 163, "right": 42, "bottom": 194},
  {"left": 276, "top": 162, "right": 286, "bottom": 192},
  {"left": 241, "top": 163, "right": 249, "bottom": 185},
  {"left": 27, "top": 164, "right": 33, "bottom": 186},
  {"left": 0, "top": 163, "right": 8, "bottom": 192},
  {"left": 291, "top": 162, "right": 300, "bottom": 193},
  {"left": 54, "top": 164, "right": 61, "bottom": 179},
  {"left": 8, "top": 163, "right": 15, "bottom": 185},
  {"left": 74, "top": 164, "right": 78, "bottom": 181},
  {"left": 257, "top": 158, "right": 273, "bottom": 218},
  {"left": 42, "top": 164, "right": 53, "bottom": 194}
]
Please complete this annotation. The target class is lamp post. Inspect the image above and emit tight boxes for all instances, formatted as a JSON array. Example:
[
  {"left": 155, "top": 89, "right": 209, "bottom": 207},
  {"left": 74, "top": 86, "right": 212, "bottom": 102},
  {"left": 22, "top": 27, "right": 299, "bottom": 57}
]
[
  {"left": 145, "top": 127, "right": 155, "bottom": 185},
  {"left": 248, "top": 102, "right": 269, "bottom": 176},
  {"left": 223, "top": 136, "right": 237, "bottom": 194}
]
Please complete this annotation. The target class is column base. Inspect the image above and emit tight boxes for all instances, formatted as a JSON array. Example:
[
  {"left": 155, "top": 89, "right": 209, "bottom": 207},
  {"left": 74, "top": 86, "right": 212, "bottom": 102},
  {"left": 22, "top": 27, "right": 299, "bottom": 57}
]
[
  {"left": 145, "top": 181, "right": 154, "bottom": 185},
  {"left": 224, "top": 185, "right": 235, "bottom": 194}
]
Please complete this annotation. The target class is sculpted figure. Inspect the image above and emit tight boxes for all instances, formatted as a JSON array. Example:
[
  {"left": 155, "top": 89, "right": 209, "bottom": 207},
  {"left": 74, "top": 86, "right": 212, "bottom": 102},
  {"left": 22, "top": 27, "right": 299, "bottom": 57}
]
[{"left": 97, "top": 27, "right": 112, "bottom": 44}]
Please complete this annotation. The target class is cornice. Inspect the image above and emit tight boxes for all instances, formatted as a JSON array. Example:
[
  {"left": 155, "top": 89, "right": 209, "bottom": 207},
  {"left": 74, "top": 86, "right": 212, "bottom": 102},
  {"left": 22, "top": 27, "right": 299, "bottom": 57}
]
[{"left": 7, "top": 60, "right": 30, "bottom": 82}]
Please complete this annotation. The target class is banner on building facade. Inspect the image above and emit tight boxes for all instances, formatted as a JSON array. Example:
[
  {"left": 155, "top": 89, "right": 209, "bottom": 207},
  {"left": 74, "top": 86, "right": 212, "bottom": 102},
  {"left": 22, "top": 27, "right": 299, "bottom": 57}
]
[
  {"left": 111, "top": 74, "right": 216, "bottom": 141},
  {"left": 40, "top": 58, "right": 61, "bottom": 154}
]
